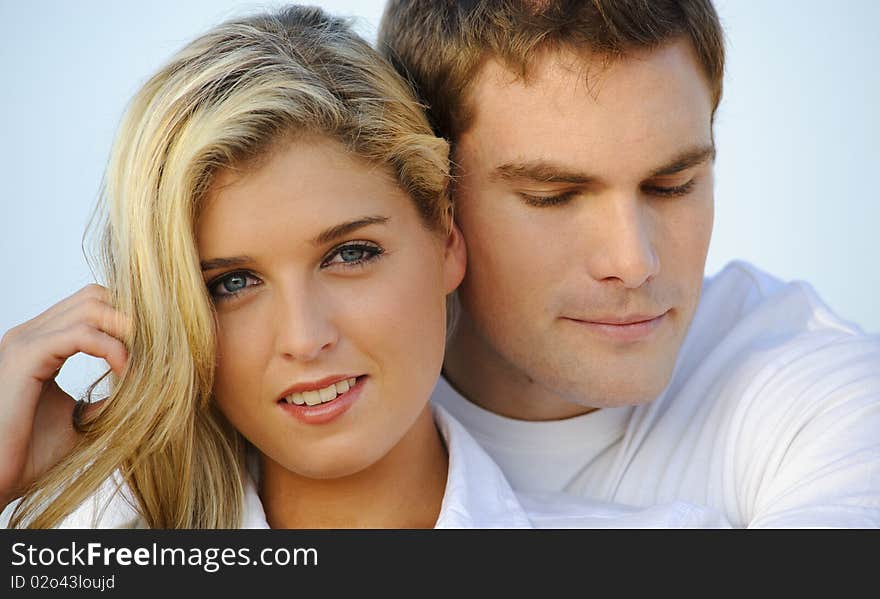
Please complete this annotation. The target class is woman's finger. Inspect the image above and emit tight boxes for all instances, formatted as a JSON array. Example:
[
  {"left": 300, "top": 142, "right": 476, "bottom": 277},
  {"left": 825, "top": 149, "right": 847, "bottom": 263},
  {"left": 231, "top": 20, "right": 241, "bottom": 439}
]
[
  {"left": 30, "top": 323, "right": 129, "bottom": 382},
  {"left": 69, "top": 296, "right": 132, "bottom": 342},
  {"left": 66, "top": 324, "right": 130, "bottom": 378},
  {"left": 23, "top": 284, "right": 110, "bottom": 329}
]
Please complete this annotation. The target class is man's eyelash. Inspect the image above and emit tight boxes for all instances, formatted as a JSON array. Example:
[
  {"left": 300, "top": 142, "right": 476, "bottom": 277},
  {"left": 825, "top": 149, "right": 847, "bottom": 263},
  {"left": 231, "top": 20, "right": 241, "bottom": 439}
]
[
  {"left": 644, "top": 179, "right": 696, "bottom": 197},
  {"left": 519, "top": 178, "right": 697, "bottom": 205},
  {"left": 519, "top": 191, "right": 578, "bottom": 207}
]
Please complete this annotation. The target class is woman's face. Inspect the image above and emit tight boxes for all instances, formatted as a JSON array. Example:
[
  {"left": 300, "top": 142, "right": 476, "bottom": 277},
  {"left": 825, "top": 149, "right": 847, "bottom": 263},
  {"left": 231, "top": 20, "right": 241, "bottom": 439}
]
[{"left": 196, "top": 137, "right": 464, "bottom": 479}]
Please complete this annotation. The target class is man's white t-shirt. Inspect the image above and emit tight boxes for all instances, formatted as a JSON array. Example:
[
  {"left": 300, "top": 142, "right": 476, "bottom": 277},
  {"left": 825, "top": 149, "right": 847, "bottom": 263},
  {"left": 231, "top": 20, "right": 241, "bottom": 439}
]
[{"left": 432, "top": 261, "right": 880, "bottom": 528}]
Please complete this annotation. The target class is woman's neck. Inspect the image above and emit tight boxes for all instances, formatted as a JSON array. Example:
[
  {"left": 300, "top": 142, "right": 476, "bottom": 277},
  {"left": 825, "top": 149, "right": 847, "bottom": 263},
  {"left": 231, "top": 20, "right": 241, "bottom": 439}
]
[{"left": 259, "top": 405, "right": 448, "bottom": 529}]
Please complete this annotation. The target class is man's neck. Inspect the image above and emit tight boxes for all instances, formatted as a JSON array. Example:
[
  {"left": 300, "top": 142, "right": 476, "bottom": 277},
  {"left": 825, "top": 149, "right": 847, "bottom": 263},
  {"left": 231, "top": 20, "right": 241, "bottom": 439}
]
[
  {"left": 444, "top": 316, "right": 596, "bottom": 421},
  {"left": 259, "top": 405, "right": 447, "bottom": 529}
]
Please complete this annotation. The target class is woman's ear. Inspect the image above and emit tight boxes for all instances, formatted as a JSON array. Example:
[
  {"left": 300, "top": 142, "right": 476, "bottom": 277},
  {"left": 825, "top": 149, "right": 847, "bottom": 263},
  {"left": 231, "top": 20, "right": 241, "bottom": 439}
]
[{"left": 442, "top": 221, "right": 467, "bottom": 294}]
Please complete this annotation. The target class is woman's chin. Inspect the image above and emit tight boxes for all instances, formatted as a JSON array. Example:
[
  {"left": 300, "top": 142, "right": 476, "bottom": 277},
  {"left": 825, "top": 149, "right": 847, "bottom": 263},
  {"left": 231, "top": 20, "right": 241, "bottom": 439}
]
[{"left": 267, "top": 446, "right": 382, "bottom": 481}]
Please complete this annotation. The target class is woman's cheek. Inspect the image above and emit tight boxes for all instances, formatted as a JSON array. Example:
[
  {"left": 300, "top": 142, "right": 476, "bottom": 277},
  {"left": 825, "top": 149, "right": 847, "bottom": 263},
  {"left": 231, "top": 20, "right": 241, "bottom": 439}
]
[
  {"left": 213, "top": 308, "right": 270, "bottom": 411},
  {"left": 348, "top": 256, "right": 446, "bottom": 370}
]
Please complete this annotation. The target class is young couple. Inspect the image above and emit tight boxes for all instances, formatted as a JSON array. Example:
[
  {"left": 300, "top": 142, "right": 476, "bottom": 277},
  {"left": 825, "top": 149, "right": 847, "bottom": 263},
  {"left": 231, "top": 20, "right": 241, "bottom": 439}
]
[{"left": 2, "top": 1, "right": 878, "bottom": 529}]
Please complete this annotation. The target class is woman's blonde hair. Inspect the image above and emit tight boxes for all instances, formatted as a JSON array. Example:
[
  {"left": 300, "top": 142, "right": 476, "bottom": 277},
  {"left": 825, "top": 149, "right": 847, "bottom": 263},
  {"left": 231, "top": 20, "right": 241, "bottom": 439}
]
[{"left": 11, "top": 5, "right": 450, "bottom": 528}]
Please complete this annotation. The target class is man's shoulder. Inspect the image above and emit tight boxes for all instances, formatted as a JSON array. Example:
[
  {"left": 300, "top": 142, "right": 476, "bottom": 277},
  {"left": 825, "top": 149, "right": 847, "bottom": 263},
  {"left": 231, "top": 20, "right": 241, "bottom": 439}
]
[
  {"left": 701, "top": 261, "right": 860, "bottom": 329},
  {"left": 670, "top": 260, "right": 879, "bottom": 426},
  {"left": 687, "top": 261, "right": 864, "bottom": 363}
]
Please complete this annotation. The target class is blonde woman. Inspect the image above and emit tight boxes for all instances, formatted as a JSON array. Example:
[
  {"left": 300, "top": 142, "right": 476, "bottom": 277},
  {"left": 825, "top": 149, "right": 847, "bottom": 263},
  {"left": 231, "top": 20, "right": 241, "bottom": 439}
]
[{"left": 0, "top": 6, "right": 726, "bottom": 529}]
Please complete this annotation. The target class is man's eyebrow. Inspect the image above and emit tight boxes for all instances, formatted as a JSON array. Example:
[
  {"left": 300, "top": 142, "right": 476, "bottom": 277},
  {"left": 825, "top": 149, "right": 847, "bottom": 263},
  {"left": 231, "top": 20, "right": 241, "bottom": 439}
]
[
  {"left": 200, "top": 256, "right": 254, "bottom": 272},
  {"left": 649, "top": 144, "right": 716, "bottom": 177},
  {"left": 311, "top": 215, "right": 389, "bottom": 246},
  {"left": 491, "top": 145, "right": 716, "bottom": 185},
  {"left": 490, "top": 161, "right": 597, "bottom": 185}
]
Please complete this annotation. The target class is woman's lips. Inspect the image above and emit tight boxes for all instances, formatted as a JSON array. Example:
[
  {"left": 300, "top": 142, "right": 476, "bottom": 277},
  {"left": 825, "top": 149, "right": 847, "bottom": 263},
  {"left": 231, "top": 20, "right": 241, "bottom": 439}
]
[
  {"left": 277, "top": 375, "right": 367, "bottom": 425},
  {"left": 563, "top": 311, "right": 669, "bottom": 342},
  {"left": 277, "top": 374, "right": 359, "bottom": 399}
]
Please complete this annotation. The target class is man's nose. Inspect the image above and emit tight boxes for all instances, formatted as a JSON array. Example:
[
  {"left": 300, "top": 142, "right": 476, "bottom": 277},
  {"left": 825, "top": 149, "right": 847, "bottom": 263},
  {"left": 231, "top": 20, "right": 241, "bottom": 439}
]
[
  {"left": 273, "top": 283, "right": 339, "bottom": 362},
  {"left": 585, "top": 194, "right": 659, "bottom": 289}
]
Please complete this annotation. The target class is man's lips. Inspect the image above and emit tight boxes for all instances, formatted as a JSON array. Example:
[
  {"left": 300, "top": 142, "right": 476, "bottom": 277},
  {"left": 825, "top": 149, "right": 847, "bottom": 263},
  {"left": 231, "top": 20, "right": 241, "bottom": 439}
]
[
  {"left": 562, "top": 310, "right": 670, "bottom": 342},
  {"left": 574, "top": 312, "right": 667, "bottom": 326}
]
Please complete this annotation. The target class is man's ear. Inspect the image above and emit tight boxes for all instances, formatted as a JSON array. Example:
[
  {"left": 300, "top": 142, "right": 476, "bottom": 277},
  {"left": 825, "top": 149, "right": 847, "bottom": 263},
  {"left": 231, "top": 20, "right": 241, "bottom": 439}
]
[{"left": 443, "top": 221, "right": 467, "bottom": 294}]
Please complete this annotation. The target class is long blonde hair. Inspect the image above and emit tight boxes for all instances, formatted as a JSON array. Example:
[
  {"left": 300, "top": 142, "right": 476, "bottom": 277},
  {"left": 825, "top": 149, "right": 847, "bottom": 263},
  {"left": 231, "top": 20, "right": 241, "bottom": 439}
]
[{"left": 11, "top": 5, "right": 450, "bottom": 528}]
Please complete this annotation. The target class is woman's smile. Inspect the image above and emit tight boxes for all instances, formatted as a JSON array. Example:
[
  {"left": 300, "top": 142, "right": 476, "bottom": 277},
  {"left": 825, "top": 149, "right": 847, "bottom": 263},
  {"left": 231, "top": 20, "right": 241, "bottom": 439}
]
[{"left": 276, "top": 374, "right": 369, "bottom": 425}]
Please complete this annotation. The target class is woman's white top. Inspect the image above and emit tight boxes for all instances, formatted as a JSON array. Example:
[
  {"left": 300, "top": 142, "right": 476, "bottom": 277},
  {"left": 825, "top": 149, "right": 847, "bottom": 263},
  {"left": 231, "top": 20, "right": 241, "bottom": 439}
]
[{"left": 2, "top": 406, "right": 729, "bottom": 529}]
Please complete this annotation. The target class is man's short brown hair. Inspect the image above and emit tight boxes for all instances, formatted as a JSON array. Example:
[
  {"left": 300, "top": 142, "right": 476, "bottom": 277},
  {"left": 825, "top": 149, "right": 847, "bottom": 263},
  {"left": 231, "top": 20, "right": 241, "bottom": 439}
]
[{"left": 378, "top": 0, "right": 725, "bottom": 140}]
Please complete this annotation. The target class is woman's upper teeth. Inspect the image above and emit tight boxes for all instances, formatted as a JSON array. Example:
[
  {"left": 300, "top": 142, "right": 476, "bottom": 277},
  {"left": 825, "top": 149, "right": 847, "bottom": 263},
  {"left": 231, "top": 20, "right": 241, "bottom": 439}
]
[{"left": 285, "top": 377, "right": 357, "bottom": 406}]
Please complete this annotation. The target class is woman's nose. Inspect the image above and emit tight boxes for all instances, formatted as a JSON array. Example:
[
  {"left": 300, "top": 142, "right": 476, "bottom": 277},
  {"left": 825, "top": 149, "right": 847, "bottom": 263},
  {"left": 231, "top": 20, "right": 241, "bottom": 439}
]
[{"left": 273, "top": 284, "right": 339, "bottom": 362}]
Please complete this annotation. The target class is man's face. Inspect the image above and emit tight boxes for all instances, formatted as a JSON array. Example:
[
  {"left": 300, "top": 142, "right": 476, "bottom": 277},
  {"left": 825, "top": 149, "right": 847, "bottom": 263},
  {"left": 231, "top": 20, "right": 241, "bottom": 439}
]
[{"left": 448, "top": 39, "right": 715, "bottom": 419}]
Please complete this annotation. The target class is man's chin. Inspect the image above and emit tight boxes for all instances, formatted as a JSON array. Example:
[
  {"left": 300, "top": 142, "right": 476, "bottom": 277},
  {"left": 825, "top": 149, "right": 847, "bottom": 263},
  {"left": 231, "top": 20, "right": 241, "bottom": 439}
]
[
  {"left": 548, "top": 365, "right": 677, "bottom": 410},
  {"left": 540, "top": 330, "right": 684, "bottom": 409}
]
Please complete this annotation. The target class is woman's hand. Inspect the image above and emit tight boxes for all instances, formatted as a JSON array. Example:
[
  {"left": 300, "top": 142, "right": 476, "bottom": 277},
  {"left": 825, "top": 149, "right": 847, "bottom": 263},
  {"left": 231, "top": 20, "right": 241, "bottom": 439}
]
[{"left": 0, "top": 284, "right": 130, "bottom": 510}]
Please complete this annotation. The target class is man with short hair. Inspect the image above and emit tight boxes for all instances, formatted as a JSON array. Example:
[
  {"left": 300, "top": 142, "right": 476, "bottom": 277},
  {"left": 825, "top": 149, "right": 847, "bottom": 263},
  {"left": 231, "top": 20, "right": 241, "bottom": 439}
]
[{"left": 379, "top": 0, "right": 880, "bottom": 527}]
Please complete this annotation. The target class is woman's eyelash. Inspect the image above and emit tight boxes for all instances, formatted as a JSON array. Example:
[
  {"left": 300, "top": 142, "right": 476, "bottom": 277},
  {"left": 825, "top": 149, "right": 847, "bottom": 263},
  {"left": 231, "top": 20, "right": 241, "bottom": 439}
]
[
  {"left": 321, "top": 241, "right": 385, "bottom": 269},
  {"left": 206, "top": 242, "right": 384, "bottom": 302},
  {"left": 208, "top": 271, "right": 262, "bottom": 302}
]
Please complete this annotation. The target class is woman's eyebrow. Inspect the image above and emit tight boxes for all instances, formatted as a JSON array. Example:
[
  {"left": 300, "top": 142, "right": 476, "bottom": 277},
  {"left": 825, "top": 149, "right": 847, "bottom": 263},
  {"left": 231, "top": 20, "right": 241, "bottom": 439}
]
[
  {"left": 199, "top": 216, "right": 390, "bottom": 271},
  {"left": 310, "top": 215, "right": 389, "bottom": 246},
  {"left": 200, "top": 256, "right": 254, "bottom": 272}
]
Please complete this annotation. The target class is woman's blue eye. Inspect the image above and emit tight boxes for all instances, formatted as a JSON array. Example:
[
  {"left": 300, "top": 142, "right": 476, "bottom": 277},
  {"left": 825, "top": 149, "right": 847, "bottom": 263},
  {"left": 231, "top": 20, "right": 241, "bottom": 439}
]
[
  {"left": 222, "top": 274, "right": 247, "bottom": 292},
  {"left": 340, "top": 247, "right": 366, "bottom": 262},
  {"left": 323, "top": 242, "right": 384, "bottom": 268},
  {"left": 209, "top": 271, "right": 260, "bottom": 301}
]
